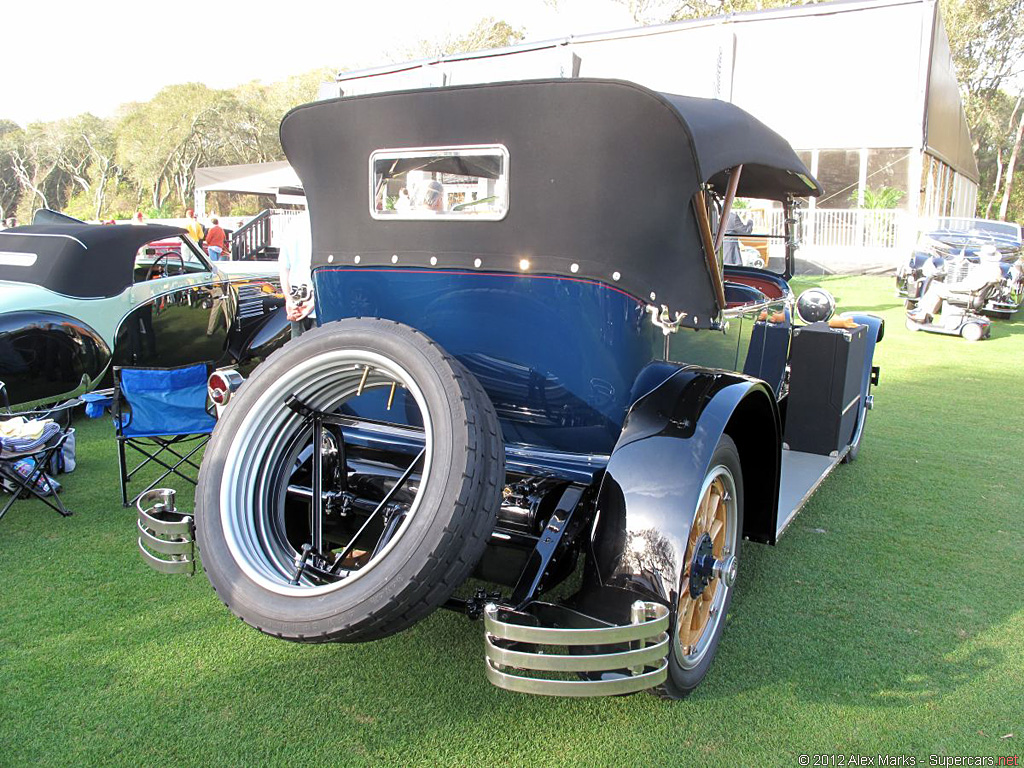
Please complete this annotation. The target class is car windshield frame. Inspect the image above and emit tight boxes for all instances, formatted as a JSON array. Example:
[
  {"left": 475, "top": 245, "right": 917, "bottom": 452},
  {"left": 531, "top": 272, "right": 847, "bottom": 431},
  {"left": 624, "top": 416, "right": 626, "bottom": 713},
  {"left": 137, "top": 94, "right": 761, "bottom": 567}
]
[{"left": 133, "top": 234, "right": 214, "bottom": 282}]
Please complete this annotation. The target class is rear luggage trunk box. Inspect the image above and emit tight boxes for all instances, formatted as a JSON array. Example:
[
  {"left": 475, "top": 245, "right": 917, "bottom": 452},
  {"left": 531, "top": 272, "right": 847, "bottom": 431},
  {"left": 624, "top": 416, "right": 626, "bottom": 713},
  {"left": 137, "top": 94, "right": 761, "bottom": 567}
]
[{"left": 784, "top": 322, "right": 867, "bottom": 456}]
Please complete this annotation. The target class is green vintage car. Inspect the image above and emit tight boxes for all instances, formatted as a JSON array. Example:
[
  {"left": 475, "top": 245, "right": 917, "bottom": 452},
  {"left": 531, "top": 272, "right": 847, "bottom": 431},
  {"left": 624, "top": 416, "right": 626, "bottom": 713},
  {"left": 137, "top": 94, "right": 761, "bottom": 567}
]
[{"left": 0, "top": 214, "right": 288, "bottom": 409}]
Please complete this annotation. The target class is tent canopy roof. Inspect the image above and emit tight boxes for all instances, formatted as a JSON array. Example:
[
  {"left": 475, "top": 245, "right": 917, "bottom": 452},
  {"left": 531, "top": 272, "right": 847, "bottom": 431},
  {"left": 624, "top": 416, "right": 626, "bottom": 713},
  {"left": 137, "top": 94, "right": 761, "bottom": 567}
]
[{"left": 194, "top": 161, "right": 302, "bottom": 196}]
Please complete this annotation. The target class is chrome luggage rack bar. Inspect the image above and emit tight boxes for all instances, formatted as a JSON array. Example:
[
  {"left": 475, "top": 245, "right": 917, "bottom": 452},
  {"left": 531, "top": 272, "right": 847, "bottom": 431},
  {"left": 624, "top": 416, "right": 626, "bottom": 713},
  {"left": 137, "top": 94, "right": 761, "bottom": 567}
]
[
  {"left": 136, "top": 488, "right": 197, "bottom": 576},
  {"left": 483, "top": 600, "right": 669, "bottom": 697}
]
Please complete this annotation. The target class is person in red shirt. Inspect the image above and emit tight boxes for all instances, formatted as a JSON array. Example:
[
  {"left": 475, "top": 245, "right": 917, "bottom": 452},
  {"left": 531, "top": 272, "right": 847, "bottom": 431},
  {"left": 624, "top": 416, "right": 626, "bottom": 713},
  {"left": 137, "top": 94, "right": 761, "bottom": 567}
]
[{"left": 205, "top": 218, "right": 227, "bottom": 261}]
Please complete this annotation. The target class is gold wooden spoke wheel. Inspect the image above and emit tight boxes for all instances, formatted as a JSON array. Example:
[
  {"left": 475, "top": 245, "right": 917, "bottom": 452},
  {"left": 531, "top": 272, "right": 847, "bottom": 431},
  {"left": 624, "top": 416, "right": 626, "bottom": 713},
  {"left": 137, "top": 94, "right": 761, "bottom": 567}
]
[{"left": 675, "top": 464, "right": 738, "bottom": 670}]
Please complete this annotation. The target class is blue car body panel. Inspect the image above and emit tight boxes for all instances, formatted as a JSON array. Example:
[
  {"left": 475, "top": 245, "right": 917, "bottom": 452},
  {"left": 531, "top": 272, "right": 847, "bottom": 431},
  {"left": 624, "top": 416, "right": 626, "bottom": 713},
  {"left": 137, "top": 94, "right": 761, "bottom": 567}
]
[{"left": 314, "top": 267, "right": 663, "bottom": 457}]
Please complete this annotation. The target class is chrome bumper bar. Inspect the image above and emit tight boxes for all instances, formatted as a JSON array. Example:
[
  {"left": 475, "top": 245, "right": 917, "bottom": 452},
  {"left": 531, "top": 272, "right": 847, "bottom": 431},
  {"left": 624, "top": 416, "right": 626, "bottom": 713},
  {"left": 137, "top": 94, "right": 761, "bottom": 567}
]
[
  {"left": 136, "top": 489, "right": 197, "bottom": 575},
  {"left": 484, "top": 600, "right": 669, "bottom": 697}
]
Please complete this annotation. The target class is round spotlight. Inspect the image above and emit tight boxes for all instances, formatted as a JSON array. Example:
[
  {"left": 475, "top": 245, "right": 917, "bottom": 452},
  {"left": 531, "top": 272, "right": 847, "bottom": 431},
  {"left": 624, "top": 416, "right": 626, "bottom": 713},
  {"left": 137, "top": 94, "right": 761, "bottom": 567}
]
[{"left": 796, "top": 288, "right": 836, "bottom": 324}]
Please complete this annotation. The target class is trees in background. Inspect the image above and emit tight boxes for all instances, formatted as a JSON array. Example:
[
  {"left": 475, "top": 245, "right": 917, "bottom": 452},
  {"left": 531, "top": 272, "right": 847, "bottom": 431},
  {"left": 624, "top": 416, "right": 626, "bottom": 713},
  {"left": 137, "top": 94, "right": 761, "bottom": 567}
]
[
  {"left": 944, "top": 0, "right": 1024, "bottom": 222},
  {"left": 614, "top": 0, "right": 1024, "bottom": 222},
  {"left": 1, "top": 67, "right": 332, "bottom": 223},
  {"left": 3, "top": 6, "right": 1021, "bottom": 223},
  {"left": 0, "top": 120, "right": 26, "bottom": 220},
  {"left": 402, "top": 17, "right": 526, "bottom": 60}
]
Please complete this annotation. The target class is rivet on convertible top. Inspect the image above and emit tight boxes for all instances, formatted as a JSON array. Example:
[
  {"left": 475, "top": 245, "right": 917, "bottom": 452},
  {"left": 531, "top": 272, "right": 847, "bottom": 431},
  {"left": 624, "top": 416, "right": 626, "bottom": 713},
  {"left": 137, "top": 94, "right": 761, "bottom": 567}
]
[
  {"left": 391, "top": 255, "right": 399, "bottom": 264},
  {"left": 354, "top": 255, "right": 361, "bottom": 264},
  {"left": 519, "top": 259, "right": 530, "bottom": 271},
  {"left": 613, "top": 272, "right": 621, "bottom": 281},
  {"left": 474, "top": 258, "right": 482, "bottom": 268},
  {"left": 430, "top": 256, "right": 438, "bottom": 266},
  {"left": 570, "top": 263, "right": 579, "bottom": 273}
]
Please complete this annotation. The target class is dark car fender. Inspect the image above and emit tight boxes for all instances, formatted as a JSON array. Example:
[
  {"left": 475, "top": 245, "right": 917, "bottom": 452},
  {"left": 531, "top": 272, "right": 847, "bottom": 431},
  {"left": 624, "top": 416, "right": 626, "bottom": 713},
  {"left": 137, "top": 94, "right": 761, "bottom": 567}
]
[
  {"left": 576, "top": 365, "right": 780, "bottom": 621},
  {"left": 0, "top": 311, "right": 111, "bottom": 407},
  {"left": 228, "top": 303, "right": 291, "bottom": 370}
]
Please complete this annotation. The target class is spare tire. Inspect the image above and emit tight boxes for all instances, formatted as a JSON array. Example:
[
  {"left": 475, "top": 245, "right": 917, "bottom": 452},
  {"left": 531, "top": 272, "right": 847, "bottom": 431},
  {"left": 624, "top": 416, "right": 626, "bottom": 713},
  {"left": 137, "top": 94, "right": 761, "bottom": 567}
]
[{"left": 195, "top": 318, "right": 504, "bottom": 643}]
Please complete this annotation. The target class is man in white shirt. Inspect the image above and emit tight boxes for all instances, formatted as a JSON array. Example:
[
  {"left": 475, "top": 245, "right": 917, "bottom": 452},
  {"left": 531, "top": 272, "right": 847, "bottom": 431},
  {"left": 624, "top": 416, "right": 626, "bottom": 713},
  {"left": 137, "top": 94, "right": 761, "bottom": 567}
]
[{"left": 278, "top": 211, "right": 315, "bottom": 338}]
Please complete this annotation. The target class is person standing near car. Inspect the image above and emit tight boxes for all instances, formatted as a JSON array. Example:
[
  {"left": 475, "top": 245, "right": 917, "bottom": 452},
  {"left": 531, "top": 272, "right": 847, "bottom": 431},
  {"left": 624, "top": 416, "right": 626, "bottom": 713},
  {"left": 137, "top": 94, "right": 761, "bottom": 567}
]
[
  {"left": 185, "top": 209, "right": 205, "bottom": 245},
  {"left": 722, "top": 211, "right": 753, "bottom": 266},
  {"left": 278, "top": 210, "right": 314, "bottom": 337},
  {"left": 205, "top": 217, "right": 227, "bottom": 261}
]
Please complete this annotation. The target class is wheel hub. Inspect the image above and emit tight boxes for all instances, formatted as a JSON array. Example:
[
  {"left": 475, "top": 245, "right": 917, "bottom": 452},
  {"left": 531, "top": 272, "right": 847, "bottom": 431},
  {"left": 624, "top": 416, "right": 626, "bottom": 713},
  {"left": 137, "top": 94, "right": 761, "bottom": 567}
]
[
  {"left": 688, "top": 533, "right": 715, "bottom": 598},
  {"left": 688, "top": 533, "right": 737, "bottom": 599}
]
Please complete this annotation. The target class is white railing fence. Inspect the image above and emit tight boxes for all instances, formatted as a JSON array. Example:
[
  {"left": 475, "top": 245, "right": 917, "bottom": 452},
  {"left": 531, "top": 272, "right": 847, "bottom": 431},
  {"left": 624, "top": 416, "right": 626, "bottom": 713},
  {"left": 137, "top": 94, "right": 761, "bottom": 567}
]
[{"left": 764, "top": 208, "right": 906, "bottom": 250}]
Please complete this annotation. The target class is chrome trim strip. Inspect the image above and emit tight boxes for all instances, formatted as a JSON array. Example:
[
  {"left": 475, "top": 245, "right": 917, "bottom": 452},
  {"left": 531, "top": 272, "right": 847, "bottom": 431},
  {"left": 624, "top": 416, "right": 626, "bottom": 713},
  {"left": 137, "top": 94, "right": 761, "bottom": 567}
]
[
  {"left": 486, "top": 634, "right": 669, "bottom": 672},
  {"left": 0, "top": 231, "right": 88, "bottom": 248},
  {"left": 137, "top": 520, "right": 193, "bottom": 555},
  {"left": 483, "top": 601, "right": 670, "bottom": 697},
  {"left": 138, "top": 544, "right": 195, "bottom": 575},
  {"left": 721, "top": 297, "right": 778, "bottom": 319},
  {"left": 136, "top": 489, "right": 196, "bottom": 575}
]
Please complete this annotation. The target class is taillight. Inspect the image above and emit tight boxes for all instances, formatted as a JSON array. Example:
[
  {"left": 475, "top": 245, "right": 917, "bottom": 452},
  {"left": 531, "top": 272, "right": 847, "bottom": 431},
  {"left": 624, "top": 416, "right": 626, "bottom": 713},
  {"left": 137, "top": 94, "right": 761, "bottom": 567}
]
[{"left": 208, "top": 369, "right": 243, "bottom": 407}]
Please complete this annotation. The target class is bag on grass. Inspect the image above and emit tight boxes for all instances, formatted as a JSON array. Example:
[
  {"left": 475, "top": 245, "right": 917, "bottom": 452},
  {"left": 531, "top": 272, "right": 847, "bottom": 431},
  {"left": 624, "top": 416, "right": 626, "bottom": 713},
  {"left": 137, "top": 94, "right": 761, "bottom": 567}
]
[
  {"left": 1, "top": 457, "right": 61, "bottom": 497},
  {"left": 47, "top": 429, "right": 76, "bottom": 475}
]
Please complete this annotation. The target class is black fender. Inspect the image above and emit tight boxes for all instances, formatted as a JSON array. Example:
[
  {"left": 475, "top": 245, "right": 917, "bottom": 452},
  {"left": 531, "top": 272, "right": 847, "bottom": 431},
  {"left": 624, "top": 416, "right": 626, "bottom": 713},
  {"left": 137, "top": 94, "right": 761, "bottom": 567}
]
[
  {"left": 0, "top": 311, "right": 111, "bottom": 407},
  {"left": 576, "top": 365, "right": 780, "bottom": 621},
  {"left": 227, "top": 304, "right": 291, "bottom": 373}
]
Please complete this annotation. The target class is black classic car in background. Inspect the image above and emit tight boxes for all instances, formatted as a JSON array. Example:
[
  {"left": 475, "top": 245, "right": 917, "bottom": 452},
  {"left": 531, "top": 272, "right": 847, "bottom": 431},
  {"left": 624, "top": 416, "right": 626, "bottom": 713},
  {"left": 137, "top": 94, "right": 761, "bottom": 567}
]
[
  {"left": 0, "top": 215, "right": 289, "bottom": 409},
  {"left": 896, "top": 217, "right": 1023, "bottom": 318},
  {"left": 139, "top": 79, "right": 883, "bottom": 699}
]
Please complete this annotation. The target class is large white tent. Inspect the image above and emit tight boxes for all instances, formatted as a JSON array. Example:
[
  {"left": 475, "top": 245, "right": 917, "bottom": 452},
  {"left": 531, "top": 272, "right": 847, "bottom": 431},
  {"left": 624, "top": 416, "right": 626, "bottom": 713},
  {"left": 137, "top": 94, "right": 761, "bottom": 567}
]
[
  {"left": 193, "top": 161, "right": 303, "bottom": 217},
  {"left": 324, "top": 0, "right": 977, "bottom": 272}
]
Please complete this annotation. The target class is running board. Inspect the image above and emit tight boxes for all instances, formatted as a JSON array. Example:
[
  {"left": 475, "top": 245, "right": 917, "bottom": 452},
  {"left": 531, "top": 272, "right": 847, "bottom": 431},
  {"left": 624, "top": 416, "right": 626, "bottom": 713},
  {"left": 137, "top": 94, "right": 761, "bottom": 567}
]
[{"left": 775, "top": 447, "right": 849, "bottom": 539}]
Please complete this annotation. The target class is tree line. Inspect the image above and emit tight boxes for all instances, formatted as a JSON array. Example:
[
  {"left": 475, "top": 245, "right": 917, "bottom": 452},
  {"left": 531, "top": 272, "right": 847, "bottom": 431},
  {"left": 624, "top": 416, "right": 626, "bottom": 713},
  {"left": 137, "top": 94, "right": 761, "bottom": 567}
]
[
  {"left": 2, "top": 7, "right": 1021, "bottom": 224},
  {"left": 0, "top": 18, "right": 523, "bottom": 225},
  {"left": 0, "top": 68, "right": 333, "bottom": 224},
  {"left": 613, "top": 0, "right": 1024, "bottom": 221}
]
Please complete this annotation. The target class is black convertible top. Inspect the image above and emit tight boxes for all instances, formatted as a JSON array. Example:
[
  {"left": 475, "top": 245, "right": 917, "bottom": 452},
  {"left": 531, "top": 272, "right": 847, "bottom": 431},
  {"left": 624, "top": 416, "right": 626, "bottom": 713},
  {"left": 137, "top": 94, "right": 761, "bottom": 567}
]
[
  {"left": 281, "top": 78, "right": 819, "bottom": 325},
  {"left": 0, "top": 223, "right": 186, "bottom": 298}
]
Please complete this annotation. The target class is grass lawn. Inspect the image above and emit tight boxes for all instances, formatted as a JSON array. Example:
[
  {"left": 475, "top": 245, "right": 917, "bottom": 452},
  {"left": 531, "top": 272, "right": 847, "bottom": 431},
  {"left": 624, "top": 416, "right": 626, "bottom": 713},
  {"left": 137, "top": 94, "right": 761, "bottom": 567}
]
[{"left": 1, "top": 275, "right": 1021, "bottom": 767}]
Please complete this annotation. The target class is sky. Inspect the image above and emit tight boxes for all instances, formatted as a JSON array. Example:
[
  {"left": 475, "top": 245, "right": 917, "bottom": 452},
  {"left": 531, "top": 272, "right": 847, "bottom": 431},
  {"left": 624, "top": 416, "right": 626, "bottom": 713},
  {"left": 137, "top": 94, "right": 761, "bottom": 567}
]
[{"left": 3, "top": 0, "right": 642, "bottom": 127}]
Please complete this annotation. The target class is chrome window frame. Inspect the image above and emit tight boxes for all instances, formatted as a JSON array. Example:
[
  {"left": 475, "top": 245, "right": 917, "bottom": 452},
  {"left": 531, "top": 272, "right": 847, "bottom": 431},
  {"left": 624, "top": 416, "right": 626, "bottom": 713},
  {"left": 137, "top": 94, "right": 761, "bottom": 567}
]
[{"left": 368, "top": 144, "right": 510, "bottom": 222}]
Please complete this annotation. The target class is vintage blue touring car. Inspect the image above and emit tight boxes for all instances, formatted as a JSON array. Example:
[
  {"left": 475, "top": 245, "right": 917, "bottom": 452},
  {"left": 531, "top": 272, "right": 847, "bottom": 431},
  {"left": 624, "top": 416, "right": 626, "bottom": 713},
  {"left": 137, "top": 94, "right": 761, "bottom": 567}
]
[{"left": 139, "top": 79, "right": 883, "bottom": 698}]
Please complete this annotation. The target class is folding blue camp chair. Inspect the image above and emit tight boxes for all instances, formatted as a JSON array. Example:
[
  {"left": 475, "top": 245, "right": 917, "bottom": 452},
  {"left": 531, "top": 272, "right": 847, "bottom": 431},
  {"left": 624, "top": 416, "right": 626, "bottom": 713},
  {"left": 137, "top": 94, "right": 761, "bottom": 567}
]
[{"left": 113, "top": 363, "right": 217, "bottom": 507}]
